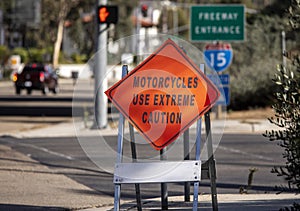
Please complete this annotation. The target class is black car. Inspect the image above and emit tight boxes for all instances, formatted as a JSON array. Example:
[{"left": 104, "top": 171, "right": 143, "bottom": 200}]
[{"left": 13, "top": 64, "right": 59, "bottom": 95}]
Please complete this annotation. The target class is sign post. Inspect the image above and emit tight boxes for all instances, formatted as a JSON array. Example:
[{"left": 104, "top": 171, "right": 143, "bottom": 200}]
[
  {"left": 107, "top": 39, "right": 220, "bottom": 210},
  {"left": 93, "top": 2, "right": 118, "bottom": 129},
  {"left": 204, "top": 42, "right": 232, "bottom": 118},
  {"left": 208, "top": 74, "right": 230, "bottom": 106}
]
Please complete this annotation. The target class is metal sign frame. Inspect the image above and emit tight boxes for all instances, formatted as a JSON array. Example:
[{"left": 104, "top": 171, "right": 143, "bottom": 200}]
[{"left": 113, "top": 65, "right": 218, "bottom": 211}]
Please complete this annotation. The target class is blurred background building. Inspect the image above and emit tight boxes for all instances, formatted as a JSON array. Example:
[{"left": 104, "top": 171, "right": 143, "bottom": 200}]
[
  {"left": 0, "top": 0, "right": 275, "bottom": 49},
  {"left": 2, "top": 0, "right": 41, "bottom": 48}
]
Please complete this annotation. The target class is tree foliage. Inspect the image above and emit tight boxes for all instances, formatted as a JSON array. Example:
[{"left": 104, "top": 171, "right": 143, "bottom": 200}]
[
  {"left": 264, "top": 0, "right": 300, "bottom": 197},
  {"left": 264, "top": 64, "right": 300, "bottom": 192},
  {"left": 225, "top": 0, "right": 299, "bottom": 110},
  {"left": 228, "top": 14, "right": 284, "bottom": 110}
]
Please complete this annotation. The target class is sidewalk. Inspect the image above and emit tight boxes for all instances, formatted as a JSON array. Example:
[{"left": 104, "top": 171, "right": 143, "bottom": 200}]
[
  {"left": 0, "top": 116, "right": 299, "bottom": 210},
  {"left": 0, "top": 117, "right": 279, "bottom": 139},
  {"left": 0, "top": 144, "right": 113, "bottom": 210},
  {"left": 94, "top": 194, "right": 300, "bottom": 211}
]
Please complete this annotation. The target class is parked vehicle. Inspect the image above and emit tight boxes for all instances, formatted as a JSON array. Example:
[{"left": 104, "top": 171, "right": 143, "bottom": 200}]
[{"left": 13, "top": 63, "right": 59, "bottom": 95}]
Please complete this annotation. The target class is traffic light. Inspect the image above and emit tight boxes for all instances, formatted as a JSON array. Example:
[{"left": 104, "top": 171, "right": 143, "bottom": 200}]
[{"left": 97, "top": 5, "right": 118, "bottom": 24}]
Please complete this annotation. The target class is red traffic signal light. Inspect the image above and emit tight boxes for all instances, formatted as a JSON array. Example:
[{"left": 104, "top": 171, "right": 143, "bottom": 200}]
[{"left": 97, "top": 5, "right": 118, "bottom": 24}]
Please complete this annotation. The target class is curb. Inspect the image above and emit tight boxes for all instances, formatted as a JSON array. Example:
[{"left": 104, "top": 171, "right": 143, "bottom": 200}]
[{"left": 80, "top": 194, "right": 300, "bottom": 211}]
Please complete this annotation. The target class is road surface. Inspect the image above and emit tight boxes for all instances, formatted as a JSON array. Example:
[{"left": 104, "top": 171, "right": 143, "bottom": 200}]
[{"left": 0, "top": 133, "right": 287, "bottom": 200}]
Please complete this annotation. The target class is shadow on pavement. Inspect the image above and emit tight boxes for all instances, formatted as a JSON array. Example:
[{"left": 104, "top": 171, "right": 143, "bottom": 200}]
[
  {"left": 112, "top": 198, "right": 294, "bottom": 211},
  {"left": 0, "top": 204, "right": 67, "bottom": 211}
]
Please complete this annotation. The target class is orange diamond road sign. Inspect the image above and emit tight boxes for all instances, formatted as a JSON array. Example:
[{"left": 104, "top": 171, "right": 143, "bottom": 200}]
[{"left": 105, "top": 39, "right": 220, "bottom": 150}]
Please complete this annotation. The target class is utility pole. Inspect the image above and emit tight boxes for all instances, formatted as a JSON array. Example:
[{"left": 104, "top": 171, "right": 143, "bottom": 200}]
[
  {"left": 281, "top": 31, "right": 286, "bottom": 67},
  {"left": 93, "top": 0, "right": 108, "bottom": 129}
]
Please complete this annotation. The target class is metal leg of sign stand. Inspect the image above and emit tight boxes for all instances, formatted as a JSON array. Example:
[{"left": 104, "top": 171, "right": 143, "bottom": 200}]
[
  {"left": 182, "top": 48, "right": 190, "bottom": 202},
  {"left": 124, "top": 61, "right": 142, "bottom": 210},
  {"left": 184, "top": 129, "right": 190, "bottom": 202},
  {"left": 204, "top": 111, "right": 218, "bottom": 211},
  {"left": 160, "top": 148, "right": 168, "bottom": 210},
  {"left": 200, "top": 63, "right": 218, "bottom": 211},
  {"left": 193, "top": 118, "right": 202, "bottom": 211},
  {"left": 114, "top": 109, "right": 125, "bottom": 211},
  {"left": 129, "top": 123, "right": 142, "bottom": 211},
  {"left": 115, "top": 65, "right": 142, "bottom": 211},
  {"left": 114, "top": 65, "right": 128, "bottom": 211}
]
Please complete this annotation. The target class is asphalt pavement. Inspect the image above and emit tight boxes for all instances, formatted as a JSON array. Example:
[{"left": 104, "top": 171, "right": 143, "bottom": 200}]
[
  {"left": 0, "top": 113, "right": 300, "bottom": 211},
  {"left": 0, "top": 78, "right": 299, "bottom": 211}
]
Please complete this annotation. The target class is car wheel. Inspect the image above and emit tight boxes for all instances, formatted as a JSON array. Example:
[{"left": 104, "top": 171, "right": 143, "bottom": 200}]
[
  {"left": 16, "top": 87, "right": 21, "bottom": 95},
  {"left": 27, "top": 89, "right": 32, "bottom": 95},
  {"left": 42, "top": 86, "right": 49, "bottom": 95}
]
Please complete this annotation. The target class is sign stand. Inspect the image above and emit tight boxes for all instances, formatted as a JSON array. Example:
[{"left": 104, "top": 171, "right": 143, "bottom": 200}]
[
  {"left": 113, "top": 64, "right": 218, "bottom": 211},
  {"left": 202, "top": 62, "right": 218, "bottom": 211},
  {"left": 160, "top": 148, "right": 168, "bottom": 210},
  {"left": 184, "top": 129, "right": 190, "bottom": 202},
  {"left": 205, "top": 112, "right": 218, "bottom": 211},
  {"left": 129, "top": 123, "right": 142, "bottom": 211},
  {"left": 113, "top": 66, "right": 127, "bottom": 210}
]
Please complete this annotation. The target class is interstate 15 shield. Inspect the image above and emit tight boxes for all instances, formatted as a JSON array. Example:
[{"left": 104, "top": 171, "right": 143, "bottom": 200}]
[{"left": 204, "top": 42, "right": 233, "bottom": 73}]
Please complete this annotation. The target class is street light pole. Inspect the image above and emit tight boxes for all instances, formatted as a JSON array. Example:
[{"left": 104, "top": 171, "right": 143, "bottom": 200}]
[
  {"left": 281, "top": 31, "right": 286, "bottom": 67},
  {"left": 94, "top": 0, "right": 108, "bottom": 129}
]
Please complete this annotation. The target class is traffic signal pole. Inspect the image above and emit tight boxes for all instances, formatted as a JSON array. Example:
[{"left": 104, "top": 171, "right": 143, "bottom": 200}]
[{"left": 94, "top": 0, "right": 108, "bottom": 129}]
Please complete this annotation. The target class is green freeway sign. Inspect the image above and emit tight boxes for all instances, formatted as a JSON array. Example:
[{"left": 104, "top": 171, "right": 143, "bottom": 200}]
[{"left": 190, "top": 5, "right": 245, "bottom": 41}]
